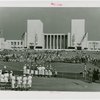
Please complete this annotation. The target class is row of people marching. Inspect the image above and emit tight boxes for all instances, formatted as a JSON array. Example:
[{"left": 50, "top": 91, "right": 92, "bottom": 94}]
[
  {"left": 0, "top": 69, "right": 32, "bottom": 90},
  {"left": 23, "top": 64, "right": 57, "bottom": 77},
  {"left": 82, "top": 64, "right": 100, "bottom": 83},
  {"left": 11, "top": 74, "right": 32, "bottom": 90}
]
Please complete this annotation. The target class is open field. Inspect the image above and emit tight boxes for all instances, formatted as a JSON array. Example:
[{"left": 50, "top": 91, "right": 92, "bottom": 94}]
[
  {"left": 0, "top": 61, "right": 99, "bottom": 73},
  {"left": 31, "top": 77, "right": 100, "bottom": 91},
  {"left": 0, "top": 61, "right": 100, "bottom": 91}
]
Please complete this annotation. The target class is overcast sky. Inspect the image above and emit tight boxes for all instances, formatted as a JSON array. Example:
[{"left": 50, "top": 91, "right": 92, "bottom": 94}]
[{"left": 0, "top": 7, "right": 100, "bottom": 40}]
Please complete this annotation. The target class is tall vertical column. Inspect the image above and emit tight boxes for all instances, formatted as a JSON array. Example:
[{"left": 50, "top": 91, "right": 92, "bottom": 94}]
[
  {"left": 46, "top": 35, "right": 48, "bottom": 49},
  {"left": 55, "top": 35, "right": 56, "bottom": 49},
  {"left": 53, "top": 35, "right": 55, "bottom": 49},
  {"left": 65, "top": 35, "right": 67, "bottom": 49},
  {"left": 50, "top": 35, "right": 51, "bottom": 49},
  {"left": 51, "top": 35, "right": 53, "bottom": 49},
  {"left": 63, "top": 35, "right": 65, "bottom": 49},
  {"left": 57, "top": 35, "right": 58, "bottom": 49},
  {"left": 44, "top": 35, "right": 45, "bottom": 49},
  {"left": 68, "top": 32, "right": 71, "bottom": 47},
  {"left": 60, "top": 35, "right": 62, "bottom": 49},
  {"left": 48, "top": 35, "right": 50, "bottom": 49}
]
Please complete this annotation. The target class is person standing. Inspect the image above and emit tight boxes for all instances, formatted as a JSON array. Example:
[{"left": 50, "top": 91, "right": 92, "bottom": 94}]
[
  {"left": 0, "top": 70, "right": 2, "bottom": 82},
  {"left": 41, "top": 66, "right": 45, "bottom": 77},
  {"left": 34, "top": 65, "right": 38, "bottom": 76},
  {"left": 17, "top": 75, "right": 22, "bottom": 90},
  {"left": 83, "top": 69, "right": 87, "bottom": 81},
  {"left": 1, "top": 73, "right": 4, "bottom": 82},
  {"left": 26, "top": 65, "right": 30, "bottom": 75},
  {"left": 11, "top": 74, "right": 16, "bottom": 90},
  {"left": 88, "top": 68, "right": 93, "bottom": 83},
  {"left": 10, "top": 71, "right": 13, "bottom": 80},
  {"left": 23, "top": 64, "right": 27, "bottom": 75},
  {"left": 4, "top": 71, "right": 9, "bottom": 83},
  {"left": 48, "top": 69, "right": 52, "bottom": 78},
  {"left": 84, "top": 63, "right": 87, "bottom": 71},
  {"left": 45, "top": 69, "right": 49, "bottom": 77},
  {"left": 27, "top": 74, "right": 32, "bottom": 90},
  {"left": 93, "top": 68, "right": 96, "bottom": 82},
  {"left": 22, "top": 75, "right": 27, "bottom": 90}
]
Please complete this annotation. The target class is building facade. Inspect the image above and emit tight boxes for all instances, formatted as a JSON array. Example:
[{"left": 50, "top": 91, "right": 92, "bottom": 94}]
[
  {"left": 44, "top": 33, "right": 68, "bottom": 50},
  {"left": 26, "top": 20, "right": 44, "bottom": 49},
  {"left": 88, "top": 41, "right": 100, "bottom": 51},
  {"left": 70, "top": 19, "right": 88, "bottom": 49},
  {"left": 23, "top": 20, "right": 68, "bottom": 50},
  {"left": 5, "top": 40, "right": 23, "bottom": 50},
  {"left": 0, "top": 19, "right": 100, "bottom": 51}
]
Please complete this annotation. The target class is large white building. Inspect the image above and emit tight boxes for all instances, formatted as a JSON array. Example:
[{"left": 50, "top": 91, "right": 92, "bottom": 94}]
[
  {"left": 70, "top": 19, "right": 88, "bottom": 49},
  {"left": 0, "top": 19, "right": 100, "bottom": 51},
  {"left": 22, "top": 20, "right": 68, "bottom": 50},
  {"left": 27, "top": 20, "right": 44, "bottom": 49}
]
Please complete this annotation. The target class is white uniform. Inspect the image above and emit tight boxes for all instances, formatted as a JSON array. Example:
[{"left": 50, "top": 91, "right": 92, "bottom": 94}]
[
  {"left": 0, "top": 70, "right": 2, "bottom": 82},
  {"left": 1, "top": 74, "right": 4, "bottom": 82},
  {"left": 11, "top": 76, "right": 16, "bottom": 89},
  {"left": 48, "top": 70, "right": 52, "bottom": 77},
  {"left": 23, "top": 65, "right": 27, "bottom": 75},
  {"left": 0, "top": 70, "right": 2, "bottom": 75},
  {"left": 27, "top": 75, "right": 32, "bottom": 88},
  {"left": 22, "top": 76, "right": 27, "bottom": 88},
  {"left": 35, "top": 70, "right": 38, "bottom": 76},
  {"left": 17, "top": 76, "right": 22, "bottom": 88},
  {"left": 45, "top": 70, "right": 49, "bottom": 76},
  {"left": 27, "top": 69, "right": 30, "bottom": 75},
  {"left": 4, "top": 73, "right": 9, "bottom": 82},
  {"left": 38, "top": 67, "right": 42, "bottom": 75},
  {"left": 10, "top": 72, "right": 13, "bottom": 79},
  {"left": 41, "top": 67, "right": 45, "bottom": 76},
  {"left": 31, "top": 70, "right": 34, "bottom": 75}
]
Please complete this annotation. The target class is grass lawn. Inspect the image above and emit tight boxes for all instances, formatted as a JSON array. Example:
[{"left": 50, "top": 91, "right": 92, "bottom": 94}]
[
  {"left": 0, "top": 61, "right": 99, "bottom": 73},
  {"left": 31, "top": 77, "right": 100, "bottom": 91},
  {"left": 0, "top": 61, "right": 100, "bottom": 91}
]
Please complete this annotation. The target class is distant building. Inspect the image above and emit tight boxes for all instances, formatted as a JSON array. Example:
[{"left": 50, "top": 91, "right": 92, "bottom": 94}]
[
  {"left": 23, "top": 20, "right": 68, "bottom": 50},
  {"left": 88, "top": 41, "right": 100, "bottom": 51},
  {"left": 68, "top": 19, "right": 88, "bottom": 50},
  {"left": 0, "top": 19, "right": 100, "bottom": 51},
  {"left": 26, "top": 20, "right": 44, "bottom": 49},
  {"left": 5, "top": 40, "right": 23, "bottom": 50}
]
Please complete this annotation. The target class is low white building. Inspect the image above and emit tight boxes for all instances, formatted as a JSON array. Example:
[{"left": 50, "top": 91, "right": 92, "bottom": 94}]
[
  {"left": 5, "top": 40, "right": 23, "bottom": 50},
  {"left": 88, "top": 41, "right": 100, "bottom": 51}
]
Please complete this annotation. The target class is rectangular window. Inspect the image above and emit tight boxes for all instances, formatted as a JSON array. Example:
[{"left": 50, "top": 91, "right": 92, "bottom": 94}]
[
  {"left": 14, "top": 42, "right": 16, "bottom": 45},
  {"left": 11, "top": 42, "right": 13, "bottom": 45},
  {"left": 18, "top": 42, "right": 19, "bottom": 45},
  {"left": 21, "top": 42, "right": 23, "bottom": 45}
]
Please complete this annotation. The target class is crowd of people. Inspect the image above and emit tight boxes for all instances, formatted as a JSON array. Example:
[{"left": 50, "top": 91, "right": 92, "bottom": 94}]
[
  {"left": 83, "top": 64, "right": 100, "bottom": 83},
  {"left": 0, "top": 49, "right": 100, "bottom": 90},
  {"left": 23, "top": 64, "right": 57, "bottom": 77},
  {"left": 0, "top": 63, "right": 57, "bottom": 90},
  {"left": 0, "top": 50, "right": 99, "bottom": 64},
  {"left": 0, "top": 66, "right": 32, "bottom": 90}
]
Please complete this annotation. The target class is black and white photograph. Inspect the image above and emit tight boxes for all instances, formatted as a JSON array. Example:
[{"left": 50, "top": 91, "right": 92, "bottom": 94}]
[{"left": 0, "top": 1, "right": 100, "bottom": 94}]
